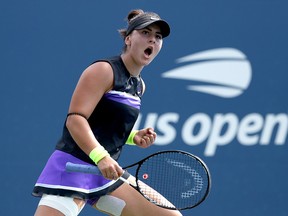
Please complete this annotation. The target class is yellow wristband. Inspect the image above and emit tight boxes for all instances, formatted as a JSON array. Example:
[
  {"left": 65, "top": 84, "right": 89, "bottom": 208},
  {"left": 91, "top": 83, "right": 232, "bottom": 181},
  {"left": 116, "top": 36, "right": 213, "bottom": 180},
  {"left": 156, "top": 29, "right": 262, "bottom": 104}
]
[
  {"left": 89, "top": 146, "right": 110, "bottom": 165},
  {"left": 126, "top": 130, "right": 138, "bottom": 145}
]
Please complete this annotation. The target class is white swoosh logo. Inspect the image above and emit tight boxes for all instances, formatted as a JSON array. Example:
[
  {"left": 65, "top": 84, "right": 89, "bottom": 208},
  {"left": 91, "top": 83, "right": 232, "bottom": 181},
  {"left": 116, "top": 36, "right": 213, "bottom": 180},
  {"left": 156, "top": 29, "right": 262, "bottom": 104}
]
[{"left": 162, "top": 48, "right": 252, "bottom": 98}]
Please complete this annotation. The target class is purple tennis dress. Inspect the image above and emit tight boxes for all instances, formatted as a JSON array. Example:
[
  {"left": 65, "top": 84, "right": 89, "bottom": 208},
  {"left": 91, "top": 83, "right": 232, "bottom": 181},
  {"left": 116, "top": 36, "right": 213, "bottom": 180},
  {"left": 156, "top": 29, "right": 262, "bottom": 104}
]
[{"left": 32, "top": 56, "right": 142, "bottom": 205}]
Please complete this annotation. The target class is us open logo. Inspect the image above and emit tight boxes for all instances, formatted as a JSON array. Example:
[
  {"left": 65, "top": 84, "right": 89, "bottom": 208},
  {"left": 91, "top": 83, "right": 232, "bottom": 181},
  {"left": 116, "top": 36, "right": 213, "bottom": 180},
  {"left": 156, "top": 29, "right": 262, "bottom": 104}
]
[
  {"left": 162, "top": 48, "right": 252, "bottom": 98},
  {"left": 135, "top": 47, "right": 287, "bottom": 157}
]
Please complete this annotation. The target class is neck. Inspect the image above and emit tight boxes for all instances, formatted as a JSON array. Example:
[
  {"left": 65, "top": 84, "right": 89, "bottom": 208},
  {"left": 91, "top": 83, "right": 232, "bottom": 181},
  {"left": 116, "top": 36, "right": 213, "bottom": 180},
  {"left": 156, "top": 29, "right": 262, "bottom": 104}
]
[{"left": 121, "top": 53, "right": 143, "bottom": 77}]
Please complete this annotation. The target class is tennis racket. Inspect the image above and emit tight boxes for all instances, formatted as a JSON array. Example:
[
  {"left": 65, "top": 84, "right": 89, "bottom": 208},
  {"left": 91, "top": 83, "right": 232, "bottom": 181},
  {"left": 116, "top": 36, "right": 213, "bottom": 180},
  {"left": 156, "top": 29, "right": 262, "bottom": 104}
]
[{"left": 66, "top": 150, "right": 211, "bottom": 210}]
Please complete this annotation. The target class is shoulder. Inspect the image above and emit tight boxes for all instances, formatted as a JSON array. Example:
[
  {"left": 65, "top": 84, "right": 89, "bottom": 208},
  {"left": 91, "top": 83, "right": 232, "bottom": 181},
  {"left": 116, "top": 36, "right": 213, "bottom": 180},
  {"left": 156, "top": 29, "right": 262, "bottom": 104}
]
[
  {"left": 85, "top": 56, "right": 124, "bottom": 80},
  {"left": 84, "top": 61, "right": 113, "bottom": 80},
  {"left": 79, "top": 61, "right": 114, "bottom": 92}
]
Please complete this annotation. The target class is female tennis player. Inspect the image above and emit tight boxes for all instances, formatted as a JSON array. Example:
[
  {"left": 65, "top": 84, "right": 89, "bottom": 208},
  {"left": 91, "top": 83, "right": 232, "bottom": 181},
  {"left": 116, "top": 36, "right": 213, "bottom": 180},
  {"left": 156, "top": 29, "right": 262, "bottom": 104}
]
[{"left": 32, "top": 9, "right": 182, "bottom": 216}]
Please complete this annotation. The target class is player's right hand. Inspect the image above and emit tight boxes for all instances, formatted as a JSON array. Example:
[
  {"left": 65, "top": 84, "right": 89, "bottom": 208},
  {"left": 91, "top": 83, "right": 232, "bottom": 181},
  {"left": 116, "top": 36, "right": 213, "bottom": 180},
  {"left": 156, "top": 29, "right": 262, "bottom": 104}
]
[{"left": 97, "top": 156, "right": 123, "bottom": 180}]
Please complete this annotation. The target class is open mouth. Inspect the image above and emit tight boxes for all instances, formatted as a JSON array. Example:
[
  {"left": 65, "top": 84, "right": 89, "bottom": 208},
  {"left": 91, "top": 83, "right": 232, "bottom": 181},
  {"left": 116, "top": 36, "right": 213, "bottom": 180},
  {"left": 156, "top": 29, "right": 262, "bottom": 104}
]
[{"left": 144, "top": 47, "right": 153, "bottom": 56}]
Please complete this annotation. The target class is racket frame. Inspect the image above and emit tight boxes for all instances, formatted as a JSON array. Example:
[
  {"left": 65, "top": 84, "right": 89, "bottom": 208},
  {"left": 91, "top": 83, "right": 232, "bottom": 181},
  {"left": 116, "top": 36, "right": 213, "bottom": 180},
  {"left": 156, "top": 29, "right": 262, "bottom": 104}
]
[{"left": 66, "top": 150, "right": 211, "bottom": 210}]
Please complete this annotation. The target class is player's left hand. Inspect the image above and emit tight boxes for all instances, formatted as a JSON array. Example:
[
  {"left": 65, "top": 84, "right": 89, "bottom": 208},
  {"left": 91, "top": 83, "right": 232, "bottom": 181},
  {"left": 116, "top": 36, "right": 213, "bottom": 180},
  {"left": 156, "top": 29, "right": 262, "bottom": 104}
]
[{"left": 134, "top": 128, "right": 157, "bottom": 148}]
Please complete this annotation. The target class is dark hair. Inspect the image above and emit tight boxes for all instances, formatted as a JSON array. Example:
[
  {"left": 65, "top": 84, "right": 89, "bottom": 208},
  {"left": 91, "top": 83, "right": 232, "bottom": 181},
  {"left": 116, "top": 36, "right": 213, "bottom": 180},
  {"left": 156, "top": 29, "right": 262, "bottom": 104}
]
[{"left": 118, "top": 9, "right": 145, "bottom": 39}]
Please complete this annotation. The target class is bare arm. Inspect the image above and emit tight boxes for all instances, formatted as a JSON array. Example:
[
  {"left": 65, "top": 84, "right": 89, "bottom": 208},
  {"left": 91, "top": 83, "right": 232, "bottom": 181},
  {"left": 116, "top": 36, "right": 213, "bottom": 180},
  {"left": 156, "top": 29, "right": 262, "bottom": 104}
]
[{"left": 65, "top": 62, "right": 123, "bottom": 179}]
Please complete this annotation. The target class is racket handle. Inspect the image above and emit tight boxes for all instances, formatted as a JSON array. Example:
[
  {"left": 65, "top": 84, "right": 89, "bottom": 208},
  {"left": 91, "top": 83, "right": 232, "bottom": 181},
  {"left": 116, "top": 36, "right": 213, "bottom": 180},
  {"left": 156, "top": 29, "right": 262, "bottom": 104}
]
[
  {"left": 66, "top": 162, "right": 102, "bottom": 175},
  {"left": 65, "top": 162, "right": 131, "bottom": 185}
]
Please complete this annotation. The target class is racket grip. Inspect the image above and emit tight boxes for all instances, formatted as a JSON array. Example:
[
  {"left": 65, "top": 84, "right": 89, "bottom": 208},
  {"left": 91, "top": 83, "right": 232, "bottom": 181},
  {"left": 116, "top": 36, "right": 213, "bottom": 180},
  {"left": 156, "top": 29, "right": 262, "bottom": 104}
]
[
  {"left": 66, "top": 162, "right": 130, "bottom": 185},
  {"left": 66, "top": 162, "right": 102, "bottom": 175}
]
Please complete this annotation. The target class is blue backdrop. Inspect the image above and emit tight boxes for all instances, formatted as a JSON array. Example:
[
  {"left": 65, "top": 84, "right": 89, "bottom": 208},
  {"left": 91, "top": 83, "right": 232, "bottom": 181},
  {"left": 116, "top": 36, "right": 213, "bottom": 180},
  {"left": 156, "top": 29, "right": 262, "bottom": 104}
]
[{"left": 1, "top": 0, "right": 287, "bottom": 215}]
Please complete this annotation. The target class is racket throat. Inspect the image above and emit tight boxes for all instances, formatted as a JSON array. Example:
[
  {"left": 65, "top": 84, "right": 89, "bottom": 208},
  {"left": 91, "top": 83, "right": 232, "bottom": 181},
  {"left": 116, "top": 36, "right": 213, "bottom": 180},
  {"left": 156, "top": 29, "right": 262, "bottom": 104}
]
[{"left": 119, "top": 172, "right": 137, "bottom": 187}]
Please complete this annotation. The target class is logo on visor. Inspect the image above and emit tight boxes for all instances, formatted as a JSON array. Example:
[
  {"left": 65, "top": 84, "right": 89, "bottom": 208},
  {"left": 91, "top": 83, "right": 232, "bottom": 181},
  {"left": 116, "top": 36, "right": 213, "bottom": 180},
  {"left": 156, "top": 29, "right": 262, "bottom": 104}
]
[
  {"left": 162, "top": 48, "right": 252, "bottom": 98},
  {"left": 150, "top": 16, "right": 159, "bottom": 20}
]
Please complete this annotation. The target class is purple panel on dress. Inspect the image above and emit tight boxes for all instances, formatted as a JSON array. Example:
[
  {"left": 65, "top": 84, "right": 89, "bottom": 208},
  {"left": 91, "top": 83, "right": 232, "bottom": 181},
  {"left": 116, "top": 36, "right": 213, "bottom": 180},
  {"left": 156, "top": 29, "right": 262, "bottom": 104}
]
[
  {"left": 36, "top": 150, "right": 110, "bottom": 191},
  {"left": 105, "top": 91, "right": 141, "bottom": 109}
]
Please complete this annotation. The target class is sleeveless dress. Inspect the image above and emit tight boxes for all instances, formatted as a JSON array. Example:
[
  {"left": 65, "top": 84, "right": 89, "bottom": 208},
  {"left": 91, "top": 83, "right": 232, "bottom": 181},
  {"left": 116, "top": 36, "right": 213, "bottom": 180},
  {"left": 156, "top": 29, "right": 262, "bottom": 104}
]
[{"left": 32, "top": 56, "right": 143, "bottom": 205}]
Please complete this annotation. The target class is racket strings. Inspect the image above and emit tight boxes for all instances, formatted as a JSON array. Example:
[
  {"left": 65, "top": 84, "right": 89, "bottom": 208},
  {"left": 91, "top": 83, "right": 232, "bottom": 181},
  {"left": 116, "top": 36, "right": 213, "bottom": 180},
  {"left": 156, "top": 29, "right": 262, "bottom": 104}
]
[
  {"left": 137, "top": 158, "right": 176, "bottom": 208},
  {"left": 136, "top": 152, "right": 210, "bottom": 210}
]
